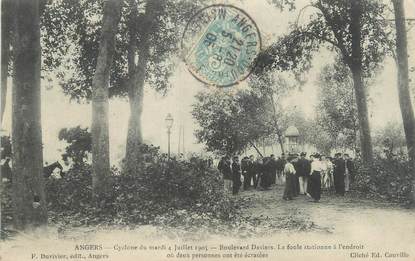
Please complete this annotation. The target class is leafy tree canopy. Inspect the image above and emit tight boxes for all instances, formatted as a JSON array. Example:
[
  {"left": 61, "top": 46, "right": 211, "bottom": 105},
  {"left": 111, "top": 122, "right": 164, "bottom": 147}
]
[
  {"left": 373, "top": 121, "right": 406, "bottom": 156},
  {"left": 192, "top": 71, "right": 295, "bottom": 156},
  {"left": 255, "top": 0, "right": 394, "bottom": 81},
  {"left": 42, "top": 0, "right": 202, "bottom": 102},
  {"left": 58, "top": 126, "right": 92, "bottom": 166},
  {"left": 316, "top": 61, "right": 358, "bottom": 150}
]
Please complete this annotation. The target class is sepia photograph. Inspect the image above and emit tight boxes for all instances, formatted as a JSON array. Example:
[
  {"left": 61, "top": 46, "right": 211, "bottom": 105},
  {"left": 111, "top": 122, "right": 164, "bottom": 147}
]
[{"left": 0, "top": 0, "right": 415, "bottom": 260}]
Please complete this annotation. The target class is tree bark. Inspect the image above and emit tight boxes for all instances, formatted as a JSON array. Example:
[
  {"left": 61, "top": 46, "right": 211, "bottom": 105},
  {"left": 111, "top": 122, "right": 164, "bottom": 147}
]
[
  {"left": 392, "top": 0, "right": 415, "bottom": 204},
  {"left": 249, "top": 141, "right": 264, "bottom": 158},
  {"left": 91, "top": 0, "right": 121, "bottom": 199},
  {"left": 125, "top": 0, "right": 154, "bottom": 174},
  {"left": 1, "top": 0, "right": 13, "bottom": 124},
  {"left": 349, "top": 0, "right": 373, "bottom": 164},
  {"left": 11, "top": 0, "right": 47, "bottom": 230},
  {"left": 269, "top": 93, "right": 285, "bottom": 154},
  {"left": 277, "top": 133, "right": 285, "bottom": 154}
]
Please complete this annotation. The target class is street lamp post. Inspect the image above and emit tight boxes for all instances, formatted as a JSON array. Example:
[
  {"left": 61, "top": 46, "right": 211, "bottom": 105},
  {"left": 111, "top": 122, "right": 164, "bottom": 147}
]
[{"left": 165, "top": 113, "right": 174, "bottom": 159}]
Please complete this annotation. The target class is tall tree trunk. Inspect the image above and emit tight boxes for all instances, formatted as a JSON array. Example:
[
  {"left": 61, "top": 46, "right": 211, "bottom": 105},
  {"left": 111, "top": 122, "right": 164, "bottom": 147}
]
[
  {"left": 125, "top": 0, "right": 154, "bottom": 173},
  {"left": 349, "top": 0, "right": 373, "bottom": 164},
  {"left": 91, "top": 0, "right": 121, "bottom": 199},
  {"left": 1, "top": 0, "right": 13, "bottom": 124},
  {"left": 277, "top": 133, "right": 285, "bottom": 154},
  {"left": 125, "top": 71, "right": 145, "bottom": 173},
  {"left": 11, "top": 0, "right": 47, "bottom": 230},
  {"left": 392, "top": 0, "right": 415, "bottom": 204},
  {"left": 269, "top": 93, "right": 285, "bottom": 154}
]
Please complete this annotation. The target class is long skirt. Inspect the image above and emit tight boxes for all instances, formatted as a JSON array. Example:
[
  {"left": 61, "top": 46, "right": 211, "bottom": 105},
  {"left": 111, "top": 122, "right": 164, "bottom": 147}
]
[
  {"left": 260, "top": 172, "right": 271, "bottom": 189},
  {"left": 308, "top": 171, "right": 321, "bottom": 201},
  {"left": 283, "top": 174, "right": 295, "bottom": 200}
]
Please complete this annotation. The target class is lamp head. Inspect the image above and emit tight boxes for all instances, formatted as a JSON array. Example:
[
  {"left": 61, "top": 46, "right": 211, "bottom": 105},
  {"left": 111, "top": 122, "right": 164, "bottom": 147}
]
[{"left": 165, "top": 113, "right": 174, "bottom": 129}]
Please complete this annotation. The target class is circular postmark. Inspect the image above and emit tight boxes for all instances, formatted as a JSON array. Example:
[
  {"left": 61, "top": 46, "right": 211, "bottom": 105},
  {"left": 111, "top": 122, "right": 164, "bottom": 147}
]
[{"left": 181, "top": 4, "right": 262, "bottom": 87}]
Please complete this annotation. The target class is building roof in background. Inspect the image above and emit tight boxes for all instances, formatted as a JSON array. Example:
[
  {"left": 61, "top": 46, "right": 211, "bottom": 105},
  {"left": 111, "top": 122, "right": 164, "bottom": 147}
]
[{"left": 285, "top": 126, "right": 300, "bottom": 137}]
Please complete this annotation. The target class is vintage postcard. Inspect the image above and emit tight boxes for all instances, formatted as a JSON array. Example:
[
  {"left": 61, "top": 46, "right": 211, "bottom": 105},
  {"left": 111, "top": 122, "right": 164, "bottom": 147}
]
[{"left": 1, "top": 0, "right": 414, "bottom": 260}]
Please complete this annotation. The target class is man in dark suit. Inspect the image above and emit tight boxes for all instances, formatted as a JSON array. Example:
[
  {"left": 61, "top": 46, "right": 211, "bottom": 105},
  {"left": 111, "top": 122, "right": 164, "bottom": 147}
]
[
  {"left": 333, "top": 153, "right": 346, "bottom": 196},
  {"left": 232, "top": 156, "right": 241, "bottom": 195},
  {"left": 296, "top": 152, "right": 311, "bottom": 195},
  {"left": 275, "top": 154, "right": 286, "bottom": 185},
  {"left": 253, "top": 157, "right": 262, "bottom": 188},
  {"left": 244, "top": 155, "right": 256, "bottom": 190},
  {"left": 241, "top": 156, "right": 250, "bottom": 190},
  {"left": 269, "top": 154, "right": 278, "bottom": 185}
]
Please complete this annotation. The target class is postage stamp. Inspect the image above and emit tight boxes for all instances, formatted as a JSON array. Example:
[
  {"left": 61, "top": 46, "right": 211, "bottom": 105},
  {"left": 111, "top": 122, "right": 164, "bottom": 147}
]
[{"left": 182, "top": 4, "right": 262, "bottom": 87}]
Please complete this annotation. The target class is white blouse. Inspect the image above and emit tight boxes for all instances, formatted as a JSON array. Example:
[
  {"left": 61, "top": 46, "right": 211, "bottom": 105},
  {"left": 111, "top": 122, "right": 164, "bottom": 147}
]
[
  {"left": 284, "top": 162, "right": 296, "bottom": 175},
  {"left": 310, "top": 160, "right": 323, "bottom": 173}
]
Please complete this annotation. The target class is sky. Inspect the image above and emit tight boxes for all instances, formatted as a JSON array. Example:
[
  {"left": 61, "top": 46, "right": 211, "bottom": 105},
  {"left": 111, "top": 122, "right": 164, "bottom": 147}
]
[{"left": 1, "top": 0, "right": 415, "bottom": 165}]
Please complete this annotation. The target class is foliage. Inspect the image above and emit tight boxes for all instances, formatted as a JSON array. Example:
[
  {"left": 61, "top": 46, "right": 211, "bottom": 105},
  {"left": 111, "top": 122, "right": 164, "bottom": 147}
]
[
  {"left": 46, "top": 163, "right": 93, "bottom": 216},
  {"left": 278, "top": 107, "right": 333, "bottom": 154},
  {"left": 267, "top": 0, "right": 296, "bottom": 11},
  {"left": 192, "top": 90, "right": 269, "bottom": 155},
  {"left": 354, "top": 156, "right": 414, "bottom": 204},
  {"left": 248, "top": 73, "right": 295, "bottom": 136},
  {"left": 1, "top": 180, "right": 13, "bottom": 236},
  {"left": 255, "top": 0, "right": 394, "bottom": 79},
  {"left": 41, "top": 0, "right": 202, "bottom": 102},
  {"left": 192, "top": 90, "right": 249, "bottom": 155},
  {"left": 304, "top": 123, "right": 333, "bottom": 155},
  {"left": 58, "top": 126, "right": 92, "bottom": 166},
  {"left": 191, "top": 70, "right": 344, "bottom": 155},
  {"left": 316, "top": 61, "right": 358, "bottom": 151},
  {"left": 45, "top": 144, "right": 236, "bottom": 228},
  {"left": 191, "top": 71, "right": 298, "bottom": 155},
  {"left": 373, "top": 121, "right": 406, "bottom": 155},
  {"left": 0, "top": 135, "right": 11, "bottom": 159}
]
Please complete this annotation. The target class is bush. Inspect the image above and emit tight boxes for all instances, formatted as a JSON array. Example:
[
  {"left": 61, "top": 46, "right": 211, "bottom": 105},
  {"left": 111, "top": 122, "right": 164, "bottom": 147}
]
[
  {"left": 354, "top": 156, "right": 414, "bottom": 205},
  {"left": 1, "top": 181, "right": 13, "bottom": 237},
  {"left": 45, "top": 164, "right": 94, "bottom": 224},
  {"left": 45, "top": 145, "right": 236, "bottom": 227}
]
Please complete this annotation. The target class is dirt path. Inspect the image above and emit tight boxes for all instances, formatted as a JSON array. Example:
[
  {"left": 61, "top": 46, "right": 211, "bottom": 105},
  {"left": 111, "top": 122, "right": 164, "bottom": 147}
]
[{"left": 237, "top": 184, "right": 415, "bottom": 236}]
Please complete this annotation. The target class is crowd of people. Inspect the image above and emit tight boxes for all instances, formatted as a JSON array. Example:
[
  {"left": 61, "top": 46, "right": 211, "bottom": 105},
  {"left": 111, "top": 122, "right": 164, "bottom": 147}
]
[{"left": 217, "top": 152, "right": 355, "bottom": 202}]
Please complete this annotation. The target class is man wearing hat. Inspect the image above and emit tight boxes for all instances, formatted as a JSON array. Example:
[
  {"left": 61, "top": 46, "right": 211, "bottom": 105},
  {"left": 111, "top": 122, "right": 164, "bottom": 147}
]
[
  {"left": 218, "top": 156, "right": 232, "bottom": 193},
  {"left": 275, "top": 154, "right": 286, "bottom": 185},
  {"left": 296, "top": 152, "right": 311, "bottom": 195},
  {"left": 231, "top": 156, "right": 242, "bottom": 195}
]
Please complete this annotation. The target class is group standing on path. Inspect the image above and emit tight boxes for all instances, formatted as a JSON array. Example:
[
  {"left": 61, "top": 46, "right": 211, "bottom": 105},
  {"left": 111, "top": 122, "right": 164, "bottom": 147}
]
[{"left": 217, "top": 152, "right": 355, "bottom": 202}]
